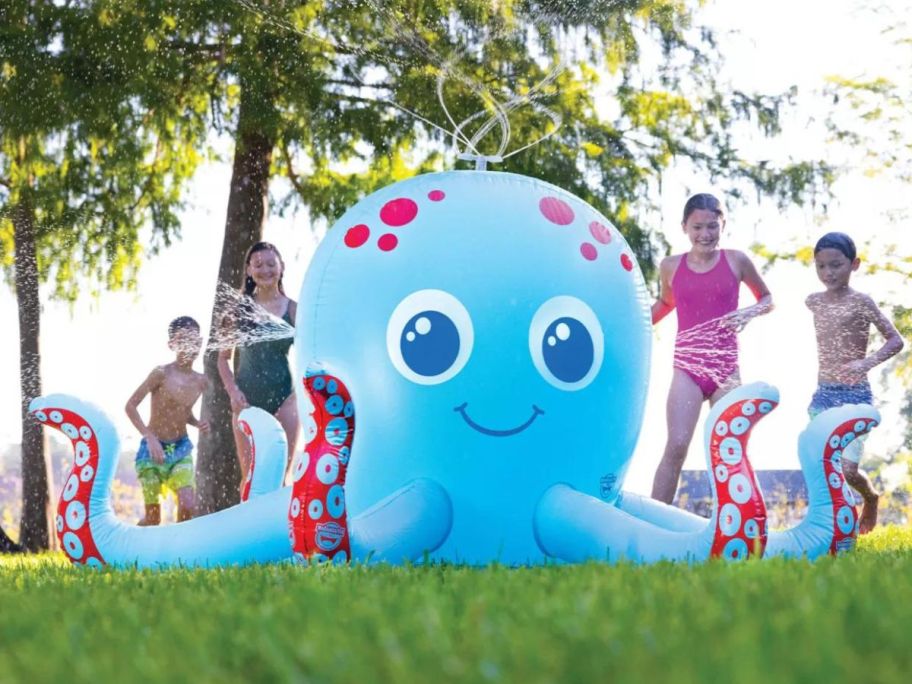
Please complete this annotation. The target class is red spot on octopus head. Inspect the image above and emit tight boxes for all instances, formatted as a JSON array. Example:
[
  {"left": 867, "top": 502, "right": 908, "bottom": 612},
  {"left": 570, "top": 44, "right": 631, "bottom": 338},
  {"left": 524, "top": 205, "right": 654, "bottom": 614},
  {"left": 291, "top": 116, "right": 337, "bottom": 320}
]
[
  {"left": 620, "top": 254, "right": 634, "bottom": 271},
  {"left": 539, "top": 196, "right": 574, "bottom": 226},
  {"left": 378, "top": 233, "right": 398, "bottom": 251},
  {"left": 428, "top": 190, "right": 445, "bottom": 202},
  {"left": 580, "top": 243, "right": 598, "bottom": 261},
  {"left": 344, "top": 224, "right": 370, "bottom": 248},
  {"left": 589, "top": 221, "right": 612, "bottom": 244},
  {"left": 380, "top": 198, "right": 418, "bottom": 227}
]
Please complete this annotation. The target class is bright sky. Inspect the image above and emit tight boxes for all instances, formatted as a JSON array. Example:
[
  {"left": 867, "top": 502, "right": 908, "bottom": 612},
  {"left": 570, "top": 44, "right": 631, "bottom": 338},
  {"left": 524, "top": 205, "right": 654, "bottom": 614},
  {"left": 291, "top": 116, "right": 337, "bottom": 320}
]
[{"left": 1, "top": 0, "right": 909, "bottom": 497}]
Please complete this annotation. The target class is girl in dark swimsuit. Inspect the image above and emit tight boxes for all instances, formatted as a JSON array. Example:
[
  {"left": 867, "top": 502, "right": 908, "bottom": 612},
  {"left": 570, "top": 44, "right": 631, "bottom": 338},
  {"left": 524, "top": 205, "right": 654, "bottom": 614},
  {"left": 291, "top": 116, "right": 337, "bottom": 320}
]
[{"left": 217, "top": 242, "right": 299, "bottom": 489}]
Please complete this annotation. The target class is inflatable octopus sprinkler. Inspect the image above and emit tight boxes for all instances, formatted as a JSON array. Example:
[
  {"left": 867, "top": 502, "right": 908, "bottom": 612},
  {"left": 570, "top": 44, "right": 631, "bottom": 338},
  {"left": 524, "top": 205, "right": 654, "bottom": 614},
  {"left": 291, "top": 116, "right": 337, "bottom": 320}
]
[
  {"left": 29, "top": 80, "right": 880, "bottom": 568},
  {"left": 30, "top": 168, "right": 881, "bottom": 568}
]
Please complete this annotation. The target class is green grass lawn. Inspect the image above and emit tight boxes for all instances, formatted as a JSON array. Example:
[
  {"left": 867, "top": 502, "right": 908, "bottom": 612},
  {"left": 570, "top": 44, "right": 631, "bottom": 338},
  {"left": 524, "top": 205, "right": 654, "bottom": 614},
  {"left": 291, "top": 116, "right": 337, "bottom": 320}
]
[{"left": 2, "top": 526, "right": 911, "bottom": 683}]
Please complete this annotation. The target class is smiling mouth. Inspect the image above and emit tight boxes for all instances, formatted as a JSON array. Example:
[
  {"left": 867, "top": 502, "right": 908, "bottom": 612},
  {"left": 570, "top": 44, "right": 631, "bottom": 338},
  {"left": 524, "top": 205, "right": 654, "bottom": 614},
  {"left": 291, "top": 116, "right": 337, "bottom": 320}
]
[{"left": 454, "top": 403, "right": 544, "bottom": 437}]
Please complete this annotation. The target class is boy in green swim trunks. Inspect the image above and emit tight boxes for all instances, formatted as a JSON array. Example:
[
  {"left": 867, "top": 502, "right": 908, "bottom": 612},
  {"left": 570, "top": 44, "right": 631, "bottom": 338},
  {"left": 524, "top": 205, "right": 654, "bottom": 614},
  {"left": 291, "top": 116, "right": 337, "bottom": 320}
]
[
  {"left": 125, "top": 316, "right": 210, "bottom": 525},
  {"left": 807, "top": 232, "right": 905, "bottom": 533}
]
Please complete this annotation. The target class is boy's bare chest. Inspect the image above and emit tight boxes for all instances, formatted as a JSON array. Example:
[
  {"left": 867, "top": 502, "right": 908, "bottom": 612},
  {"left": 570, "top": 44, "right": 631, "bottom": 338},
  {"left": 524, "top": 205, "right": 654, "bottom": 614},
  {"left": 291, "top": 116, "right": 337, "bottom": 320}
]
[
  {"left": 155, "top": 373, "right": 202, "bottom": 408},
  {"left": 813, "top": 304, "right": 869, "bottom": 343}
]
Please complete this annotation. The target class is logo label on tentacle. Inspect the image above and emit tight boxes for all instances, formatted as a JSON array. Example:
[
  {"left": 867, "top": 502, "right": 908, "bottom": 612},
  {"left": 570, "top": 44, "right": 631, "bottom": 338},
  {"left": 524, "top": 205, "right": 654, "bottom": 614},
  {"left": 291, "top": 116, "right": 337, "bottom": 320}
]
[
  {"left": 32, "top": 407, "right": 106, "bottom": 567},
  {"left": 826, "top": 418, "right": 875, "bottom": 555},
  {"left": 599, "top": 473, "right": 617, "bottom": 500},
  {"left": 708, "top": 398, "right": 775, "bottom": 560},
  {"left": 288, "top": 371, "right": 353, "bottom": 563},
  {"left": 314, "top": 522, "right": 346, "bottom": 551}
]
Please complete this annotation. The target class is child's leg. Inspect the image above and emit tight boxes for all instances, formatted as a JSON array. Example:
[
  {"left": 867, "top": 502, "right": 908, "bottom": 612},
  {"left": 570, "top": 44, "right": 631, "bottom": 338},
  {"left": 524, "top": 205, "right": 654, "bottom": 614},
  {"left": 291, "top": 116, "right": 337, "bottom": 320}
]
[
  {"left": 138, "top": 506, "right": 160, "bottom": 526},
  {"left": 843, "top": 460, "right": 880, "bottom": 534},
  {"left": 652, "top": 369, "right": 706, "bottom": 504},
  {"left": 231, "top": 412, "right": 252, "bottom": 491},
  {"left": 136, "top": 464, "right": 163, "bottom": 526},
  {"left": 176, "top": 486, "right": 196, "bottom": 522},
  {"left": 167, "top": 457, "right": 197, "bottom": 523},
  {"left": 274, "top": 393, "right": 300, "bottom": 482},
  {"left": 138, "top": 504, "right": 161, "bottom": 526}
]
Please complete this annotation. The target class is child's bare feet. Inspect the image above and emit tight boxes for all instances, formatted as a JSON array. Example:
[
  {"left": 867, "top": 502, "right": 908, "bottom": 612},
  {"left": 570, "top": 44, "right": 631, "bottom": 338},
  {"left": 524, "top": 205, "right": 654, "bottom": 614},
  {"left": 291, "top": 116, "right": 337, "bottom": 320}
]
[{"left": 858, "top": 495, "right": 879, "bottom": 534}]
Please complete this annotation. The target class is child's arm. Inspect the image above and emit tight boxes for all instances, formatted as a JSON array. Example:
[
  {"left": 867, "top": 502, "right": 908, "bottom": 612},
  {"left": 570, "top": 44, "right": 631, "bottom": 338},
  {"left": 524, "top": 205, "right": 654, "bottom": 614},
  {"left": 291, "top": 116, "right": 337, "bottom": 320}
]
[
  {"left": 186, "top": 413, "right": 211, "bottom": 433},
  {"left": 651, "top": 257, "right": 676, "bottom": 325},
  {"left": 125, "top": 368, "right": 166, "bottom": 464},
  {"left": 217, "top": 348, "right": 249, "bottom": 413},
  {"left": 846, "top": 297, "right": 906, "bottom": 376},
  {"left": 187, "top": 376, "right": 211, "bottom": 433},
  {"left": 721, "top": 251, "right": 773, "bottom": 330}
]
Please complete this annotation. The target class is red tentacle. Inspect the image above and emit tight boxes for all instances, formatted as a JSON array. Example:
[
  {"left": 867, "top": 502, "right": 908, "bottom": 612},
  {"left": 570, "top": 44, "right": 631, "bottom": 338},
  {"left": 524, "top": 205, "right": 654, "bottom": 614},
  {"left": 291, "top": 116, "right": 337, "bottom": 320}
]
[
  {"left": 288, "top": 371, "right": 353, "bottom": 563},
  {"left": 32, "top": 407, "right": 105, "bottom": 567},
  {"left": 708, "top": 398, "right": 776, "bottom": 560},
  {"left": 826, "top": 417, "right": 878, "bottom": 555},
  {"left": 239, "top": 419, "right": 255, "bottom": 503}
]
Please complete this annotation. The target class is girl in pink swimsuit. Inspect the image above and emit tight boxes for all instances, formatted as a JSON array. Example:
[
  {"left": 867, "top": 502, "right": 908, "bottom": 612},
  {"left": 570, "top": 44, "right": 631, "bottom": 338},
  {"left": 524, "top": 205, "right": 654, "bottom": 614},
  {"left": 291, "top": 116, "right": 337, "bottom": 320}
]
[{"left": 650, "top": 193, "right": 774, "bottom": 504}]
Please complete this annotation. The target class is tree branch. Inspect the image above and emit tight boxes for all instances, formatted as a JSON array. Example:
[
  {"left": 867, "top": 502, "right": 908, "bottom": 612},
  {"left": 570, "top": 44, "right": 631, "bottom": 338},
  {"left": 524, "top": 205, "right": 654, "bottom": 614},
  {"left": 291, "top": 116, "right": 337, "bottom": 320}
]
[
  {"left": 331, "top": 93, "right": 386, "bottom": 107},
  {"left": 129, "top": 136, "right": 164, "bottom": 214},
  {"left": 282, "top": 143, "right": 308, "bottom": 201},
  {"left": 325, "top": 78, "right": 392, "bottom": 90},
  {"left": 164, "top": 41, "right": 226, "bottom": 56}
]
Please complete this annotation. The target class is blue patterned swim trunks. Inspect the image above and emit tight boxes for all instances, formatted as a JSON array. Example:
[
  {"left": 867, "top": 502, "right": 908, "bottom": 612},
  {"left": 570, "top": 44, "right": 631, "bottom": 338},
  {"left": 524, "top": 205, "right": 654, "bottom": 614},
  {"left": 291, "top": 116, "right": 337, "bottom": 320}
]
[{"left": 808, "top": 382, "right": 874, "bottom": 463}]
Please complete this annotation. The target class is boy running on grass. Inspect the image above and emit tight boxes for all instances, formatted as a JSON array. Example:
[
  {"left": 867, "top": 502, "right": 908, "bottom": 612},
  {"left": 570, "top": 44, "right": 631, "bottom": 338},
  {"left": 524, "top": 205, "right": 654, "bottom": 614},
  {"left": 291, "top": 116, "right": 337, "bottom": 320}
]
[
  {"left": 807, "top": 232, "right": 904, "bottom": 533},
  {"left": 125, "top": 316, "right": 210, "bottom": 525}
]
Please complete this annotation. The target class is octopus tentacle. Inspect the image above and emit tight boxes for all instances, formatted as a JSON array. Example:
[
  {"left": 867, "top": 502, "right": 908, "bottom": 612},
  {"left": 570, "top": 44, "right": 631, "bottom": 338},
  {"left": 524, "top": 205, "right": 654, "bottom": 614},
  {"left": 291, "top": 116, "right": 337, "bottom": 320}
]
[
  {"left": 614, "top": 492, "right": 705, "bottom": 534},
  {"left": 239, "top": 407, "right": 287, "bottom": 502},
  {"left": 31, "top": 394, "right": 294, "bottom": 568},
  {"left": 349, "top": 478, "right": 453, "bottom": 563},
  {"left": 31, "top": 391, "right": 447, "bottom": 568},
  {"left": 705, "top": 386, "right": 776, "bottom": 560},
  {"left": 535, "top": 382, "right": 776, "bottom": 564},
  {"left": 31, "top": 396, "right": 111, "bottom": 567},
  {"left": 765, "top": 404, "right": 880, "bottom": 559},
  {"left": 288, "top": 367, "right": 453, "bottom": 564},
  {"left": 289, "top": 369, "right": 354, "bottom": 563}
]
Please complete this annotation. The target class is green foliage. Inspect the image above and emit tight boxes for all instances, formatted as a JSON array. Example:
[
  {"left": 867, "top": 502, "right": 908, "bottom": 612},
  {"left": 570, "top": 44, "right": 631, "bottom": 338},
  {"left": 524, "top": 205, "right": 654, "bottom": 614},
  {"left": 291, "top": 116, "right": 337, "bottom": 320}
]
[
  {"left": 2, "top": 0, "right": 835, "bottom": 289},
  {"left": 825, "top": 74, "right": 912, "bottom": 181},
  {"left": 2, "top": 527, "right": 912, "bottom": 683},
  {"left": 68, "top": 0, "right": 826, "bottom": 282},
  {"left": 0, "top": 0, "right": 207, "bottom": 301}
]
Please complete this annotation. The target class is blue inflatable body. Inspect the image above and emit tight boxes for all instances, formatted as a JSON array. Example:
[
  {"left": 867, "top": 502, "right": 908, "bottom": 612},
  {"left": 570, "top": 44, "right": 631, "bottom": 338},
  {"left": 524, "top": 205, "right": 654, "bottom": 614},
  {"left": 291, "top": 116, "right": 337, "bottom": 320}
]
[
  {"left": 296, "top": 171, "right": 651, "bottom": 564},
  {"left": 30, "top": 170, "right": 881, "bottom": 568}
]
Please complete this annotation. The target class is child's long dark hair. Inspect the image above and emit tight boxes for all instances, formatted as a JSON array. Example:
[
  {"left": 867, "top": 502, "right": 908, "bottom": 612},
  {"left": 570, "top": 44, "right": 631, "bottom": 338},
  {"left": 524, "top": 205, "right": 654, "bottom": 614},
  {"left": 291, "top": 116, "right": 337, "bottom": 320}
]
[{"left": 243, "top": 241, "right": 286, "bottom": 296}]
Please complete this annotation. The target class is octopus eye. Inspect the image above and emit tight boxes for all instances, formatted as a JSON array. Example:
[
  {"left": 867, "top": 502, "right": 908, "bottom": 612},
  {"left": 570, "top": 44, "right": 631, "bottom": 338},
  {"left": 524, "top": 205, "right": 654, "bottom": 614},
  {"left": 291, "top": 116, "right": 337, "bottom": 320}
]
[
  {"left": 387, "top": 289, "right": 473, "bottom": 385},
  {"left": 529, "top": 296, "right": 604, "bottom": 391}
]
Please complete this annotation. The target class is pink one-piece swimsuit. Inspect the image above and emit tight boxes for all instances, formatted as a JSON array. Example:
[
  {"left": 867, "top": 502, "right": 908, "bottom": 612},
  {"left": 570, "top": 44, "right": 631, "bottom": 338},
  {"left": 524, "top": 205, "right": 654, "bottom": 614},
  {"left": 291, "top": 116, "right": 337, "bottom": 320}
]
[{"left": 671, "top": 249, "right": 740, "bottom": 399}]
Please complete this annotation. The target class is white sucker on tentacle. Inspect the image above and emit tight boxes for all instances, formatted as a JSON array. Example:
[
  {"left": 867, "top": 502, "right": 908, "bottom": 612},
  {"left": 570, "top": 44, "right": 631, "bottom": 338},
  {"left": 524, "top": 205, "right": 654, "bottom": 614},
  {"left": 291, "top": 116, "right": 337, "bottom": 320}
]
[
  {"left": 534, "top": 382, "right": 776, "bottom": 563},
  {"left": 765, "top": 403, "right": 880, "bottom": 559}
]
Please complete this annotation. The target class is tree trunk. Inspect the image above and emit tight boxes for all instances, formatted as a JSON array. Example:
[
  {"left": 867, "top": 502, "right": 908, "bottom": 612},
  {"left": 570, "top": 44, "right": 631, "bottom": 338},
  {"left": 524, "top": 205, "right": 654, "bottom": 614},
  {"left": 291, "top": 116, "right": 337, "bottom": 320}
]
[
  {"left": 13, "top": 195, "right": 53, "bottom": 551},
  {"left": 196, "top": 93, "right": 275, "bottom": 514},
  {"left": 0, "top": 524, "right": 24, "bottom": 554}
]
